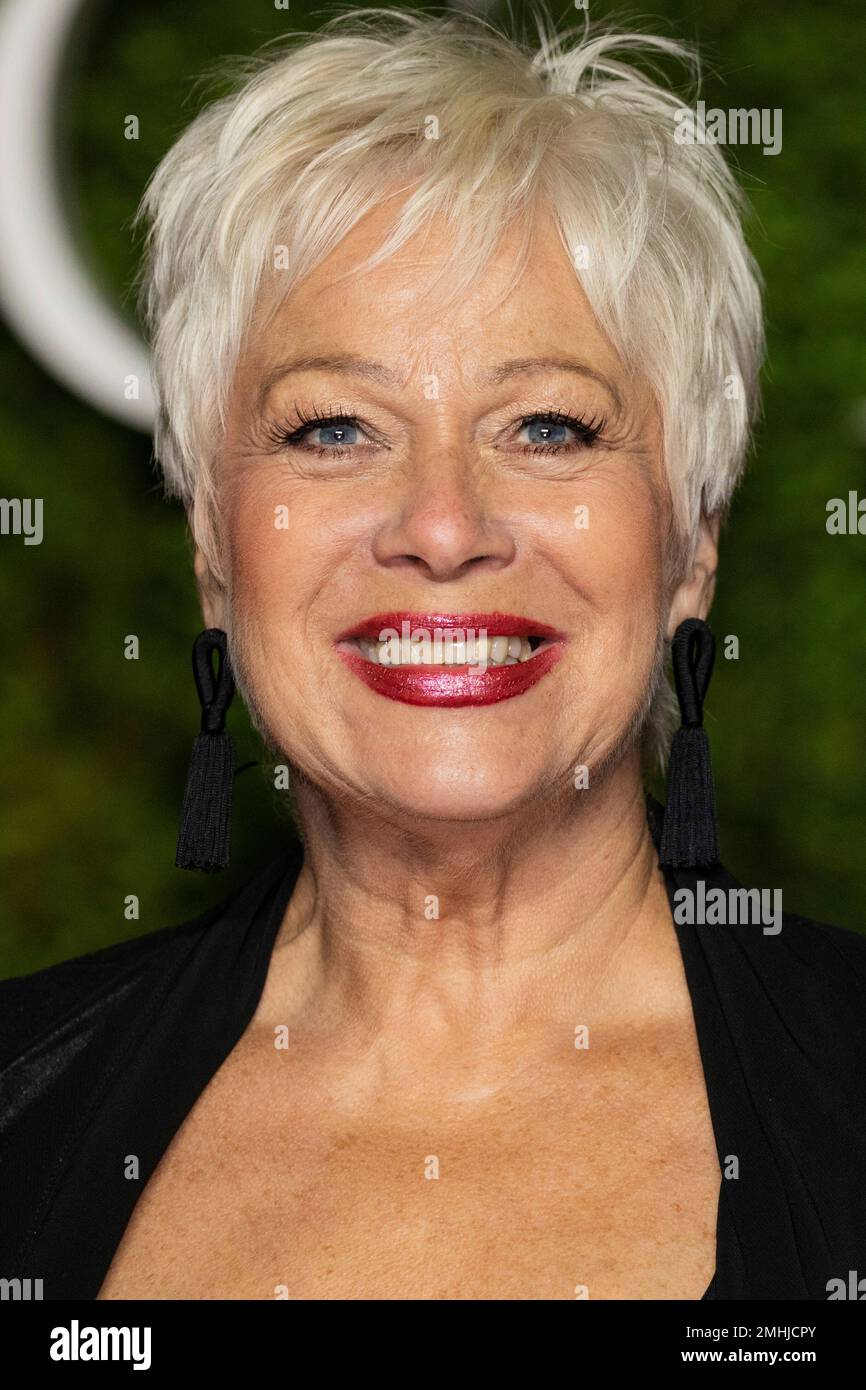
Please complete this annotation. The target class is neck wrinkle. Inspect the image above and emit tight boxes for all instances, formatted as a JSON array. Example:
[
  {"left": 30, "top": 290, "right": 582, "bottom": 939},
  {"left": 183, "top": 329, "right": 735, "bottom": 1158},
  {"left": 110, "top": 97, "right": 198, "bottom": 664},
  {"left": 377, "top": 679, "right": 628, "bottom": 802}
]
[{"left": 263, "top": 755, "right": 675, "bottom": 1039}]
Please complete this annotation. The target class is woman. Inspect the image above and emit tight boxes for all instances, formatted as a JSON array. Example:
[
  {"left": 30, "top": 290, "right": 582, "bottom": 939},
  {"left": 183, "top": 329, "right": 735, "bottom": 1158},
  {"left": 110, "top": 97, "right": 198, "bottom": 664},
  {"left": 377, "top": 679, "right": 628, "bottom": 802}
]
[{"left": 2, "top": 8, "right": 865, "bottom": 1302}]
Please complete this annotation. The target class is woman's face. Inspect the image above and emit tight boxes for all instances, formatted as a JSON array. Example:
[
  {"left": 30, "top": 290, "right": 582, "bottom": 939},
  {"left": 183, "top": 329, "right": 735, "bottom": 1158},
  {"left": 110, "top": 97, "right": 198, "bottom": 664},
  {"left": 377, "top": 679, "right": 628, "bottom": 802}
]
[{"left": 210, "top": 201, "right": 691, "bottom": 822}]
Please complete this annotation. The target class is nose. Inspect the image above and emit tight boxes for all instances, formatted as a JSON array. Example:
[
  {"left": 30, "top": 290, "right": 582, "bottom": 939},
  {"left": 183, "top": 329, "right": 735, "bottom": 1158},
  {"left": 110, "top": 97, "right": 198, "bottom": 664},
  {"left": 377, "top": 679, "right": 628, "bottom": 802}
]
[{"left": 371, "top": 454, "right": 517, "bottom": 583}]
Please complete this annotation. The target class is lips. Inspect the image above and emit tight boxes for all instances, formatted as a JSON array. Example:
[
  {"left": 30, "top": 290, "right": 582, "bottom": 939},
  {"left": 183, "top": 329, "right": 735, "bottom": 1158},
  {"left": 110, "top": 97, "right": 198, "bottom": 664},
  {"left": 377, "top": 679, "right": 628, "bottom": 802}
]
[{"left": 336, "top": 611, "right": 566, "bottom": 707}]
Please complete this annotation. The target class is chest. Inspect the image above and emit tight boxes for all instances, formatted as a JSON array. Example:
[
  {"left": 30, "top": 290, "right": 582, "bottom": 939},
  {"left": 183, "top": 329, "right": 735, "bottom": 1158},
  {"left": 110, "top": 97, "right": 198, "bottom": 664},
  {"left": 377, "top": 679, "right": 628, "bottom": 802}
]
[{"left": 97, "top": 1024, "right": 720, "bottom": 1301}]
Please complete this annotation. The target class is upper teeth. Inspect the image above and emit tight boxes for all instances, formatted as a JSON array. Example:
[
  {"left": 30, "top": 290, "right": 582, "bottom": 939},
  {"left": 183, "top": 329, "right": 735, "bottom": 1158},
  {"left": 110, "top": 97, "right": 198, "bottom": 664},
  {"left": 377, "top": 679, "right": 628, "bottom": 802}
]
[{"left": 358, "top": 635, "right": 536, "bottom": 666}]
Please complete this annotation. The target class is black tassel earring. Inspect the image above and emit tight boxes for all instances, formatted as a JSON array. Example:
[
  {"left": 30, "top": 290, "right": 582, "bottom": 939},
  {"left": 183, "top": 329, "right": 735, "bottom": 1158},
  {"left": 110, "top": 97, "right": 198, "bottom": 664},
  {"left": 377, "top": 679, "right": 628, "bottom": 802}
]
[
  {"left": 176, "top": 628, "right": 236, "bottom": 871},
  {"left": 659, "top": 617, "right": 719, "bottom": 869}
]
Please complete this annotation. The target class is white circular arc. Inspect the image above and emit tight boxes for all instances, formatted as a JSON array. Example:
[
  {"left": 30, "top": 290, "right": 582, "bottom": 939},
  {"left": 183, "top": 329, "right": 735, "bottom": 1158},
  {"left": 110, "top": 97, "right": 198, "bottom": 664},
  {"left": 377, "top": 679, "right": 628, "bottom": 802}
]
[{"left": 0, "top": 0, "right": 154, "bottom": 430}]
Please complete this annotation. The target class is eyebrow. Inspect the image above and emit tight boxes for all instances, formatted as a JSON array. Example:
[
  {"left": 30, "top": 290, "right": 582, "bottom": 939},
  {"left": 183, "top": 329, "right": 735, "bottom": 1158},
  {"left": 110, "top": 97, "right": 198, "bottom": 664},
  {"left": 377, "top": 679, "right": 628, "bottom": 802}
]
[
  {"left": 483, "top": 356, "right": 623, "bottom": 410},
  {"left": 256, "top": 354, "right": 402, "bottom": 412},
  {"left": 258, "top": 352, "right": 622, "bottom": 411}
]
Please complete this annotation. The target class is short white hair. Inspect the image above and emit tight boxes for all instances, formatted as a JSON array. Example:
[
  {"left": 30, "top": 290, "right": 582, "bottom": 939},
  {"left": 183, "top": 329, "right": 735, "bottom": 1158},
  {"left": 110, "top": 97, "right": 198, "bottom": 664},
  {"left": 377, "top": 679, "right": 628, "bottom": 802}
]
[{"left": 137, "top": 5, "right": 765, "bottom": 762}]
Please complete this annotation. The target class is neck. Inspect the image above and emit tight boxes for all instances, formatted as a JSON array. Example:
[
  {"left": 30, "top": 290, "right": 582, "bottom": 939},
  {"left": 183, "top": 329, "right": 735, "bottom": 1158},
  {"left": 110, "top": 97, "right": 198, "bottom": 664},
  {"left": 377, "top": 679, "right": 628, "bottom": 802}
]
[{"left": 265, "top": 751, "right": 678, "bottom": 1052}]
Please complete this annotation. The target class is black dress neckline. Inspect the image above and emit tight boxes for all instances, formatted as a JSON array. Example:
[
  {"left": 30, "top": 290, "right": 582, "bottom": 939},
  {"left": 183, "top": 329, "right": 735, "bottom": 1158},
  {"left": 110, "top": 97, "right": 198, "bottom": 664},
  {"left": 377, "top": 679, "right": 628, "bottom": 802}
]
[
  {"left": 5, "top": 799, "right": 866, "bottom": 1299},
  {"left": 125, "top": 821, "right": 724, "bottom": 1299}
]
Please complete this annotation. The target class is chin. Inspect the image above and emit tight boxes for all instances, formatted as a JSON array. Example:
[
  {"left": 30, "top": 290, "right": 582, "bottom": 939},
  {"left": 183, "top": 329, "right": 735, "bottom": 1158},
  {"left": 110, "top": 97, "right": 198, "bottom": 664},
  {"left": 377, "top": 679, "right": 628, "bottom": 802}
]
[{"left": 361, "top": 756, "right": 554, "bottom": 825}]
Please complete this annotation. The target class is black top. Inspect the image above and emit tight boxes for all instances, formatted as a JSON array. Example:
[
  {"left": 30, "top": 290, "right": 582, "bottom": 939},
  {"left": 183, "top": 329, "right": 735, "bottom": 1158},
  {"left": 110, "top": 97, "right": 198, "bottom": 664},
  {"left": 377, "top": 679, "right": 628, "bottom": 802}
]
[{"left": 2, "top": 802, "right": 865, "bottom": 1300}]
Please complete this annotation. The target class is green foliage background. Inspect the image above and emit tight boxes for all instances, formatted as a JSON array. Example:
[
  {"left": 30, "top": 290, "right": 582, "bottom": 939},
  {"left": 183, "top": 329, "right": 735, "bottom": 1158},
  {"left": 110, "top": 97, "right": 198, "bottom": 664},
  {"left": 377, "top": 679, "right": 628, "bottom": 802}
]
[{"left": 1, "top": 0, "right": 865, "bottom": 974}]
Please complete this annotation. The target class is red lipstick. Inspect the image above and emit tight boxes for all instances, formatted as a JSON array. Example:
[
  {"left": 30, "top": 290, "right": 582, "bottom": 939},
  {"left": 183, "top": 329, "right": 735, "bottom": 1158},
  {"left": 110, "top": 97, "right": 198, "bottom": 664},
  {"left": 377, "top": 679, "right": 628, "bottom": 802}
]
[{"left": 336, "top": 611, "right": 566, "bottom": 707}]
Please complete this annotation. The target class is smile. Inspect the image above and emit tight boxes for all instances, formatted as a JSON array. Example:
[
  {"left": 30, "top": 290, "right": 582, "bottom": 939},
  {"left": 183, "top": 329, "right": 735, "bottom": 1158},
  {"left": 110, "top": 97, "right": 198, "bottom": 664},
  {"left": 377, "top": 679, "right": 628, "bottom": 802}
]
[{"left": 335, "top": 612, "right": 566, "bottom": 707}]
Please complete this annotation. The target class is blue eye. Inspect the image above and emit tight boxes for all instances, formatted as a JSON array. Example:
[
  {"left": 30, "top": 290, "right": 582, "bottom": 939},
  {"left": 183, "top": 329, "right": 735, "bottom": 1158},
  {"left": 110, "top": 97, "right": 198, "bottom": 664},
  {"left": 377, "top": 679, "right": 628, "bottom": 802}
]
[
  {"left": 518, "top": 412, "right": 605, "bottom": 451},
  {"left": 524, "top": 418, "right": 569, "bottom": 445},
  {"left": 272, "top": 410, "right": 365, "bottom": 455},
  {"left": 271, "top": 406, "right": 605, "bottom": 457},
  {"left": 314, "top": 421, "right": 358, "bottom": 447}
]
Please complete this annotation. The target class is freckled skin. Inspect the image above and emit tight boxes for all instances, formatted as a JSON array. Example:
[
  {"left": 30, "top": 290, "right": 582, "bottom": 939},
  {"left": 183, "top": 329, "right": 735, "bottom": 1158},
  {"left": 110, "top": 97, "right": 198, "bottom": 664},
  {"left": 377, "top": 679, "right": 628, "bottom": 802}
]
[
  {"left": 216, "top": 200, "right": 680, "bottom": 820},
  {"left": 99, "top": 198, "right": 721, "bottom": 1300}
]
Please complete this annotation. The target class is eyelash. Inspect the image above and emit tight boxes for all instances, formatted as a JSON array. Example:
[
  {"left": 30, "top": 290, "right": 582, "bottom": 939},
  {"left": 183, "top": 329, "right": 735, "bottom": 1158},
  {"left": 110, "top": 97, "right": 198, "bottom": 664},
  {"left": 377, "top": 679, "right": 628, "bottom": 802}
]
[{"left": 267, "top": 403, "right": 607, "bottom": 457}]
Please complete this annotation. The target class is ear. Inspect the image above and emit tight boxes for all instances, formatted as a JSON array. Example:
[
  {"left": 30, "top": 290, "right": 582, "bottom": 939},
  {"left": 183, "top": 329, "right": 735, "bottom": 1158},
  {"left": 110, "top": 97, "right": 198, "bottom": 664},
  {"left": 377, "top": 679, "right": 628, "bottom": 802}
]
[
  {"left": 193, "top": 547, "right": 228, "bottom": 631},
  {"left": 665, "top": 512, "right": 721, "bottom": 639}
]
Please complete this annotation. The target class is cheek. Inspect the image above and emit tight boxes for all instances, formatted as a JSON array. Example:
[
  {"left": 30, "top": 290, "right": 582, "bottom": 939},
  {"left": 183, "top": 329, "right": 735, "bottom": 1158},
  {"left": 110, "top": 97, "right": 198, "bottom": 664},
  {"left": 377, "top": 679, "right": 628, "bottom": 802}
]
[
  {"left": 220, "top": 488, "right": 314, "bottom": 726},
  {"left": 584, "top": 502, "right": 664, "bottom": 618},
  {"left": 220, "top": 477, "right": 365, "bottom": 755},
  {"left": 222, "top": 465, "right": 373, "bottom": 611},
  {"left": 538, "top": 465, "right": 666, "bottom": 620},
  {"left": 223, "top": 476, "right": 329, "bottom": 632},
  {"left": 542, "top": 474, "right": 666, "bottom": 738},
  {"left": 228, "top": 512, "right": 288, "bottom": 613}
]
